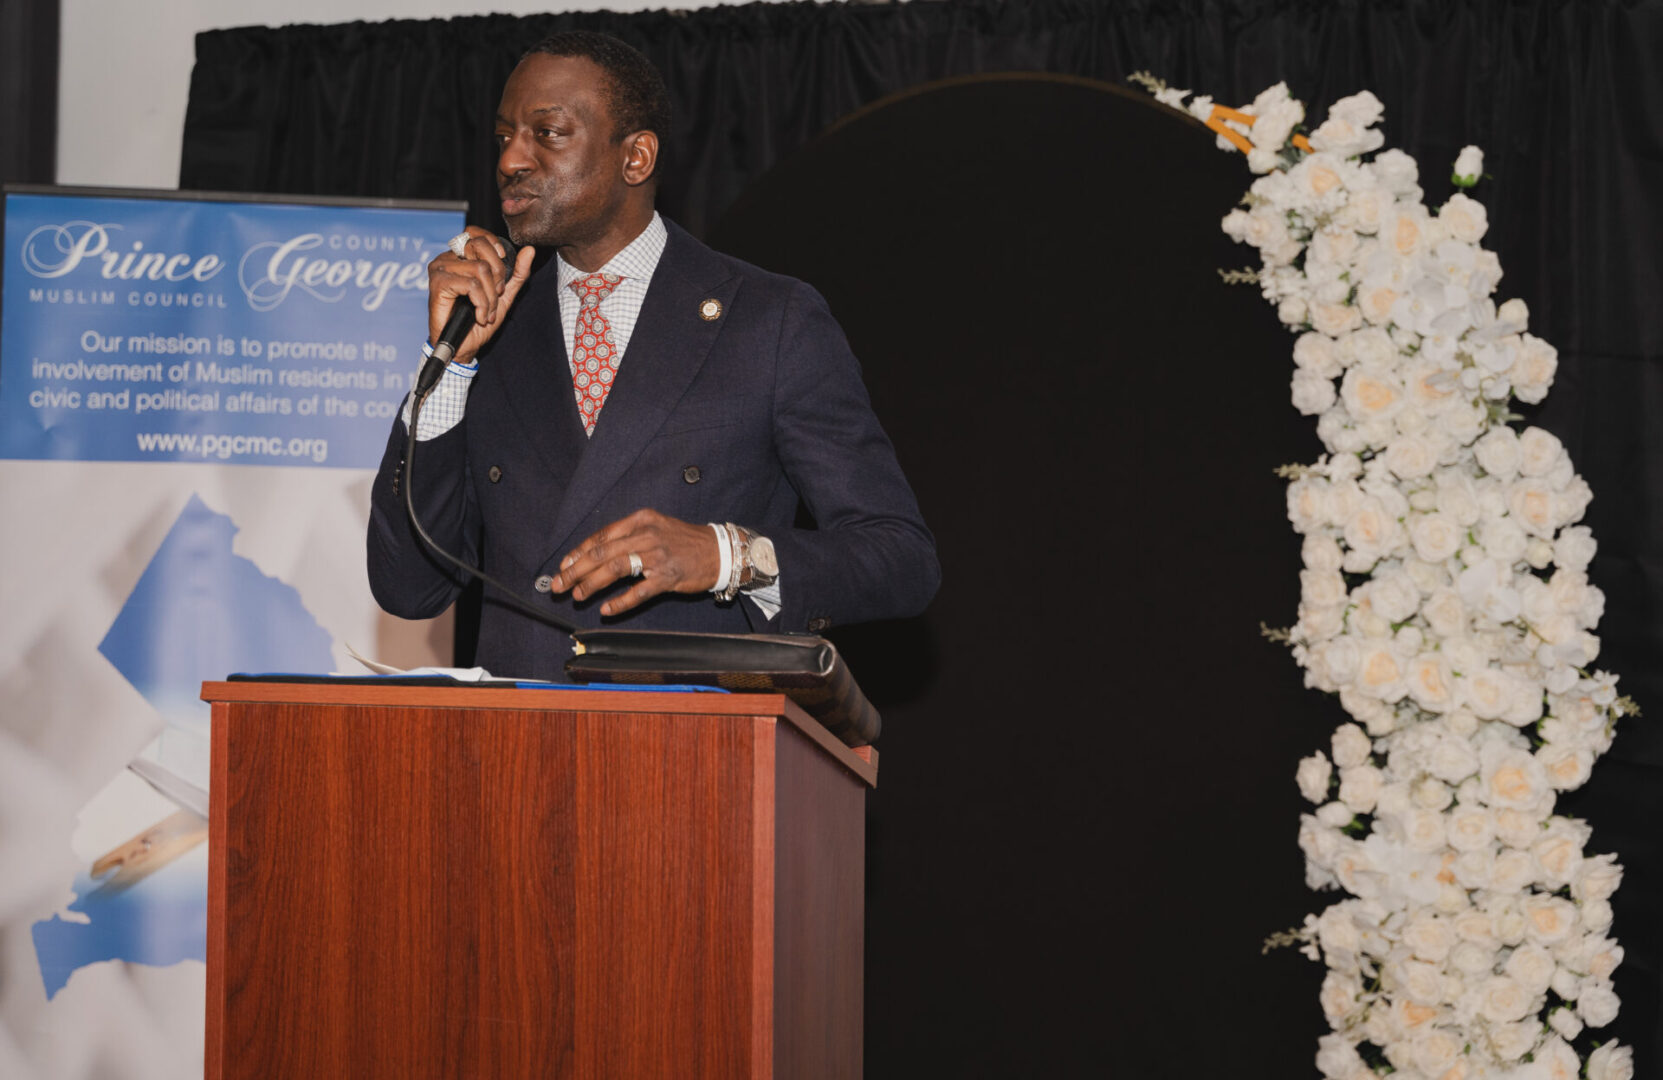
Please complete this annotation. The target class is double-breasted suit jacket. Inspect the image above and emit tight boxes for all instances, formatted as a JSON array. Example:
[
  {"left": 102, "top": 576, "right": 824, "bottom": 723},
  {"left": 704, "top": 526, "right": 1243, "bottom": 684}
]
[{"left": 368, "top": 220, "right": 938, "bottom": 679}]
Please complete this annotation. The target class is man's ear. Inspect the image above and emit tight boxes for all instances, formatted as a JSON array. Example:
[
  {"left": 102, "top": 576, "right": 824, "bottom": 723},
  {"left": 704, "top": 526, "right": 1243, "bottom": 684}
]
[{"left": 622, "top": 130, "right": 659, "bottom": 187}]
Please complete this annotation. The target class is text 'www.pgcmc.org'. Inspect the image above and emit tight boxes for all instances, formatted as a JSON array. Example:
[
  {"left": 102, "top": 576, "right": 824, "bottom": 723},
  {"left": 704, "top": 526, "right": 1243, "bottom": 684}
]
[{"left": 134, "top": 431, "right": 329, "bottom": 464}]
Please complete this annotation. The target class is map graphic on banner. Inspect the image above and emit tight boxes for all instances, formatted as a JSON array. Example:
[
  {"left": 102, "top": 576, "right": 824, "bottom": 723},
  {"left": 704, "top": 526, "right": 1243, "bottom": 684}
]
[
  {"left": 0, "top": 188, "right": 463, "bottom": 1078},
  {"left": 32, "top": 495, "right": 333, "bottom": 998}
]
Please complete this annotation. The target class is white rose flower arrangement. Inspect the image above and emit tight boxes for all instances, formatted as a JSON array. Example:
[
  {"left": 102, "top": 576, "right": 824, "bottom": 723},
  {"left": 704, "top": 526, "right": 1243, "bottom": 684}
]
[{"left": 1139, "top": 74, "right": 1642, "bottom": 1078}]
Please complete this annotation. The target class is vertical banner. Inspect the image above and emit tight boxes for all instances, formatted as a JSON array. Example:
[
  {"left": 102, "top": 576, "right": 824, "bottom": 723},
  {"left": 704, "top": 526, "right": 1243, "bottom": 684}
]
[{"left": 0, "top": 188, "right": 464, "bottom": 1079}]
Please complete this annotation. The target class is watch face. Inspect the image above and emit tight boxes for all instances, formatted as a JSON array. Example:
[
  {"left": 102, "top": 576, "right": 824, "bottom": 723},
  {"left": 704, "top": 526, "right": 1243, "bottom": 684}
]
[{"left": 751, "top": 536, "right": 779, "bottom": 577}]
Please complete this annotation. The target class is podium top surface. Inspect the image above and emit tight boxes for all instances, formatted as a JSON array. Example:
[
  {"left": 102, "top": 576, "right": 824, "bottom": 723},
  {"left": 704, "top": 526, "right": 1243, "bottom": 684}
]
[{"left": 202, "top": 680, "right": 876, "bottom": 786}]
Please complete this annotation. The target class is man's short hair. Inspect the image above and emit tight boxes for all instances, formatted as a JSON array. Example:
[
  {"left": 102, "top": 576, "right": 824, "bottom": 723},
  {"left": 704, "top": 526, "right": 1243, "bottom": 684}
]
[{"left": 524, "top": 31, "right": 671, "bottom": 151}]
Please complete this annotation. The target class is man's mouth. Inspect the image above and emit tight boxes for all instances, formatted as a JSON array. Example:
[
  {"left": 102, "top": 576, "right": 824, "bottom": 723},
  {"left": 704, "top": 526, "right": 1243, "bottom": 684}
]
[{"left": 500, "top": 192, "right": 536, "bottom": 216}]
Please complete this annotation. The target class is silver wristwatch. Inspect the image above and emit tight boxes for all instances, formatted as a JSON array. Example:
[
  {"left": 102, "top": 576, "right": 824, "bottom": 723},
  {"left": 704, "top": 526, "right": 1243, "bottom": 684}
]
[{"left": 718, "top": 523, "right": 778, "bottom": 601}]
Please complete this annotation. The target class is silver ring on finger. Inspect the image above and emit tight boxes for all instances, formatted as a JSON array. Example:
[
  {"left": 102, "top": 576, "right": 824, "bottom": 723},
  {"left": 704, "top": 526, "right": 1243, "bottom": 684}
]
[
  {"left": 448, "top": 232, "right": 470, "bottom": 257},
  {"left": 627, "top": 552, "right": 644, "bottom": 577}
]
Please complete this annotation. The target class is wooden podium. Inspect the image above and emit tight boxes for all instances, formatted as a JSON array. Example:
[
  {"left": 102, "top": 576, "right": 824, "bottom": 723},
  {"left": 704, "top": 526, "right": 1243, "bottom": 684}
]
[{"left": 201, "top": 681, "right": 877, "bottom": 1080}]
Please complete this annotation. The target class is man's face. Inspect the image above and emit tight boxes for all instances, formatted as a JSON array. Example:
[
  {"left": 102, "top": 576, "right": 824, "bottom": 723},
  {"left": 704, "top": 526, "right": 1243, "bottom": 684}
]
[{"left": 494, "top": 53, "right": 633, "bottom": 249}]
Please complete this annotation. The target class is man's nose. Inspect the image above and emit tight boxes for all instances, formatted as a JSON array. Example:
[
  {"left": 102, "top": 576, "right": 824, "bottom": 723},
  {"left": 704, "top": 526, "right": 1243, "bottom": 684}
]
[{"left": 497, "top": 134, "right": 533, "bottom": 179}]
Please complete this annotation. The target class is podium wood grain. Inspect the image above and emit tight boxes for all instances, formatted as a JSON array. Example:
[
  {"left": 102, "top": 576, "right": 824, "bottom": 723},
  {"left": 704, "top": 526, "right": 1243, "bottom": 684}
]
[{"left": 203, "top": 683, "right": 872, "bottom": 1080}]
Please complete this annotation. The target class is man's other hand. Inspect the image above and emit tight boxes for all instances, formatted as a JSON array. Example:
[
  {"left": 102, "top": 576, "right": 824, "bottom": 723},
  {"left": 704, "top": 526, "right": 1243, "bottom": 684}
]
[{"left": 549, "top": 509, "right": 722, "bottom": 617}]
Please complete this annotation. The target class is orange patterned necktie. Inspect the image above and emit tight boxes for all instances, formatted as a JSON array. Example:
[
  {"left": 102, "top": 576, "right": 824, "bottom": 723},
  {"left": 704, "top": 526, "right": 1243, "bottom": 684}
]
[{"left": 569, "top": 272, "right": 623, "bottom": 435}]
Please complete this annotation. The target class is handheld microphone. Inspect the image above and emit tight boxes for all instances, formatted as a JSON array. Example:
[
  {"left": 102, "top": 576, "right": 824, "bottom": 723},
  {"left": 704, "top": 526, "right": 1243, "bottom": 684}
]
[{"left": 414, "top": 235, "right": 519, "bottom": 397}]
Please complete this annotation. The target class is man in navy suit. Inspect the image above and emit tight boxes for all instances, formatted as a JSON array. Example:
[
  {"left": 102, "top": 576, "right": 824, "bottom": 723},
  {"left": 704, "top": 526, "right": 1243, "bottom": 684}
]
[{"left": 367, "top": 31, "right": 938, "bottom": 678}]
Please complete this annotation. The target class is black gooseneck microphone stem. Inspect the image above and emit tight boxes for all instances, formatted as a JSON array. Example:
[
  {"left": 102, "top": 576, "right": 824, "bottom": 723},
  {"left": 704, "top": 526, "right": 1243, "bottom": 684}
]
[{"left": 404, "top": 380, "right": 579, "bottom": 636}]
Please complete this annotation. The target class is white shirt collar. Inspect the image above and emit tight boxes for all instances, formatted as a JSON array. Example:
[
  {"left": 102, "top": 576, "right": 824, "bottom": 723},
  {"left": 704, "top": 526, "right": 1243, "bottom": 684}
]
[{"left": 555, "top": 211, "right": 667, "bottom": 291}]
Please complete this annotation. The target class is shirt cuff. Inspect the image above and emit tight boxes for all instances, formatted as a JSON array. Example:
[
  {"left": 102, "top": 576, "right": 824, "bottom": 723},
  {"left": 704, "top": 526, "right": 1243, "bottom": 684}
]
[{"left": 400, "top": 345, "right": 477, "bottom": 441}]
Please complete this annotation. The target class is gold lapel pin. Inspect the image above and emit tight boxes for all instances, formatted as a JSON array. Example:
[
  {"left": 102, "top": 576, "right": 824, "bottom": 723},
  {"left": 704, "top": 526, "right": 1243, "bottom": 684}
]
[{"left": 698, "top": 298, "right": 723, "bottom": 321}]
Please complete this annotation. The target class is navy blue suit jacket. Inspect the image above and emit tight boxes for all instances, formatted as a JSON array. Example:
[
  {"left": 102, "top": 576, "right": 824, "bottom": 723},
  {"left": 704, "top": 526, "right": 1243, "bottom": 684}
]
[{"left": 367, "top": 220, "right": 939, "bottom": 679}]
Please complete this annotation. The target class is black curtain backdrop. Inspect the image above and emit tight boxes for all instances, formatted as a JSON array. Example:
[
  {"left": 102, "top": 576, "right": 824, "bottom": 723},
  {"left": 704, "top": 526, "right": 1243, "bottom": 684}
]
[
  {"left": 181, "top": 1, "right": 1663, "bottom": 1074},
  {"left": 0, "top": 0, "right": 58, "bottom": 186}
]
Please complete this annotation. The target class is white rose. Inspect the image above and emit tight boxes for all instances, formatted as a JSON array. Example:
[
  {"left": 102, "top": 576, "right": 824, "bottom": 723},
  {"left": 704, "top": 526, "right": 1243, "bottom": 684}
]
[
  {"left": 1480, "top": 742, "right": 1552, "bottom": 811},
  {"left": 1315, "top": 1033, "right": 1365, "bottom": 1080},
  {"left": 1297, "top": 752, "right": 1333, "bottom": 803},
  {"left": 1573, "top": 853, "right": 1623, "bottom": 902},
  {"left": 1570, "top": 935, "right": 1626, "bottom": 980},
  {"left": 1314, "top": 635, "right": 1363, "bottom": 687},
  {"left": 1340, "top": 364, "right": 1405, "bottom": 422},
  {"left": 1526, "top": 537, "right": 1556, "bottom": 570},
  {"left": 1317, "top": 800, "right": 1356, "bottom": 828},
  {"left": 1577, "top": 980, "right": 1620, "bottom": 1027},
  {"left": 1535, "top": 1037, "right": 1581, "bottom": 1080},
  {"left": 1474, "top": 427, "right": 1522, "bottom": 478},
  {"left": 1508, "top": 478, "right": 1562, "bottom": 538},
  {"left": 1479, "top": 515, "right": 1528, "bottom": 563},
  {"left": 1411, "top": 775, "right": 1453, "bottom": 811},
  {"left": 1331, "top": 723, "right": 1373, "bottom": 768},
  {"left": 1522, "top": 895, "right": 1579, "bottom": 945},
  {"left": 1410, "top": 1029, "right": 1461, "bottom": 1076},
  {"left": 1279, "top": 295, "right": 1309, "bottom": 326},
  {"left": 1320, "top": 970, "right": 1365, "bottom": 1020},
  {"left": 1586, "top": 1043, "right": 1636, "bottom": 1080},
  {"left": 1392, "top": 955, "right": 1447, "bottom": 1002},
  {"left": 1433, "top": 472, "right": 1481, "bottom": 525},
  {"left": 1548, "top": 1006, "right": 1584, "bottom": 1041},
  {"left": 1302, "top": 532, "right": 1345, "bottom": 570},
  {"left": 1505, "top": 942, "right": 1557, "bottom": 993},
  {"left": 1553, "top": 525, "right": 1597, "bottom": 572},
  {"left": 1301, "top": 568, "right": 1349, "bottom": 609},
  {"left": 1516, "top": 426, "right": 1565, "bottom": 478},
  {"left": 1491, "top": 848, "right": 1538, "bottom": 891},
  {"left": 1353, "top": 644, "right": 1408, "bottom": 702},
  {"left": 1444, "top": 708, "right": 1480, "bottom": 738},
  {"left": 1373, "top": 148, "right": 1421, "bottom": 194},
  {"left": 1453, "top": 848, "right": 1495, "bottom": 889},
  {"left": 1453, "top": 145, "right": 1484, "bottom": 184},
  {"left": 1492, "top": 902, "right": 1528, "bottom": 946},
  {"left": 1450, "top": 939, "right": 1496, "bottom": 975},
  {"left": 1345, "top": 497, "right": 1407, "bottom": 564},
  {"left": 1294, "top": 332, "right": 1343, "bottom": 376},
  {"left": 1383, "top": 434, "right": 1438, "bottom": 480},
  {"left": 1312, "top": 300, "right": 1364, "bottom": 338},
  {"left": 1532, "top": 832, "right": 1584, "bottom": 887},
  {"left": 1310, "top": 101, "right": 1386, "bottom": 157},
  {"left": 1368, "top": 571, "right": 1422, "bottom": 623},
  {"left": 1440, "top": 191, "right": 1488, "bottom": 242},
  {"left": 1583, "top": 898, "right": 1614, "bottom": 934},
  {"left": 1357, "top": 280, "right": 1399, "bottom": 325},
  {"left": 1405, "top": 653, "right": 1455, "bottom": 712},
  {"left": 1487, "top": 1020, "right": 1538, "bottom": 1062},
  {"left": 1494, "top": 807, "right": 1542, "bottom": 849},
  {"left": 1339, "top": 764, "right": 1384, "bottom": 813},
  {"left": 1287, "top": 476, "right": 1333, "bottom": 533},
  {"left": 1476, "top": 974, "right": 1536, "bottom": 1023},
  {"left": 1300, "top": 603, "right": 1347, "bottom": 644},
  {"left": 1463, "top": 665, "right": 1525, "bottom": 722},
  {"left": 1445, "top": 802, "right": 1493, "bottom": 850},
  {"left": 1397, "top": 806, "right": 1448, "bottom": 853},
  {"left": 1420, "top": 587, "right": 1466, "bottom": 639},
  {"left": 1511, "top": 334, "right": 1559, "bottom": 403},
  {"left": 1292, "top": 369, "right": 1339, "bottom": 415},
  {"left": 1256, "top": 98, "right": 1305, "bottom": 150},
  {"left": 1538, "top": 743, "right": 1593, "bottom": 790}
]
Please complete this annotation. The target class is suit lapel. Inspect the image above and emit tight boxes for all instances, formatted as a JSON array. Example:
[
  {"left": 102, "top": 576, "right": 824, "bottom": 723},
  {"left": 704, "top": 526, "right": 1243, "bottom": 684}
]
[
  {"left": 541, "top": 223, "right": 738, "bottom": 561},
  {"left": 489, "top": 257, "right": 589, "bottom": 481}
]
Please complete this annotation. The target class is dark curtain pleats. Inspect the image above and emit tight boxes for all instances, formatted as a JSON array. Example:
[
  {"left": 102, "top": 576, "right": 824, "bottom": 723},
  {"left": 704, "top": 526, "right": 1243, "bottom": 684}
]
[
  {"left": 180, "top": 0, "right": 1663, "bottom": 360},
  {"left": 0, "top": 0, "right": 59, "bottom": 185}
]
